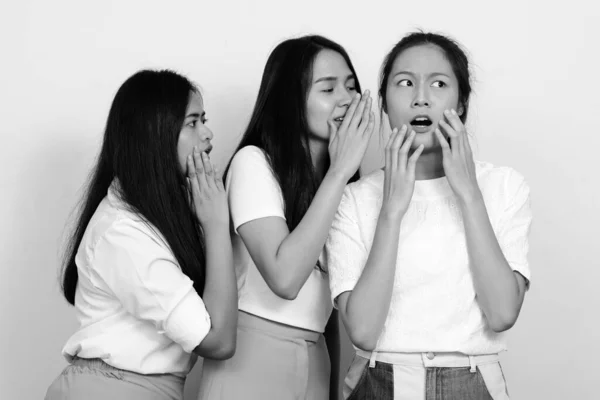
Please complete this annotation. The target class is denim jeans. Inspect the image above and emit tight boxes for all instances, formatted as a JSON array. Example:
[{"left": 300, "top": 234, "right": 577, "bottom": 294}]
[{"left": 344, "top": 351, "right": 510, "bottom": 400}]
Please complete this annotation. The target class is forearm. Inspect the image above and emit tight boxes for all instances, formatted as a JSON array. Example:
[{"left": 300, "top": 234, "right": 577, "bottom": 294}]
[
  {"left": 343, "top": 210, "right": 402, "bottom": 350},
  {"left": 274, "top": 170, "right": 348, "bottom": 294},
  {"left": 195, "top": 223, "right": 237, "bottom": 359},
  {"left": 460, "top": 196, "right": 524, "bottom": 331},
  {"left": 324, "top": 311, "right": 340, "bottom": 400}
]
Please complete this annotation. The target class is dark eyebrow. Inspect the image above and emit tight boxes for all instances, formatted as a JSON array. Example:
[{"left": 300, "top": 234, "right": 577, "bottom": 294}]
[
  {"left": 392, "top": 71, "right": 451, "bottom": 79},
  {"left": 185, "top": 111, "right": 206, "bottom": 119},
  {"left": 314, "top": 74, "right": 355, "bottom": 84}
]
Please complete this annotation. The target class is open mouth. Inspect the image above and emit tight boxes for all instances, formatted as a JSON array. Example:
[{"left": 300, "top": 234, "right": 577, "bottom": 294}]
[
  {"left": 333, "top": 115, "right": 345, "bottom": 124},
  {"left": 410, "top": 116, "right": 433, "bottom": 127}
]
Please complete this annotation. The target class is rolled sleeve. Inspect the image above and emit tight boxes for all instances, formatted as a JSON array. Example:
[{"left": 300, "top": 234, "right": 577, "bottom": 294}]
[
  {"left": 227, "top": 146, "right": 285, "bottom": 233},
  {"left": 91, "top": 220, "right": 211, "bottom": 352},
  {"left": 326, "top": 186, "right": 368, "bottom": 307},
  {"left": 498, "top": 170, "right": 533, "bottom": 285}
]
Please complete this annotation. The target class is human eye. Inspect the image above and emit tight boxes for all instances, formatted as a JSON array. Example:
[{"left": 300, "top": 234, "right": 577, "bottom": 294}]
[
  {"left": 431, "top": 80, "right": 446, "bottom": 88},
  {"left": 187, "top": 120, "right": 198, "bottom": 127},
  {"left": 397, "top": 79, "right": 412, "bottom": 87}
]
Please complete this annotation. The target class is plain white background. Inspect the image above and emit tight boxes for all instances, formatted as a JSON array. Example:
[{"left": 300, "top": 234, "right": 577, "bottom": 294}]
[{"left": 1, "top": 0, "right": 598, "bottom": 398}]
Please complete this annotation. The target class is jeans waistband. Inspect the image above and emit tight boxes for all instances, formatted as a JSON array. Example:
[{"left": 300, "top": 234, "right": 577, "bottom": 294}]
[{"left": 356, "top": 349, "right": 500, "bottom": 372}]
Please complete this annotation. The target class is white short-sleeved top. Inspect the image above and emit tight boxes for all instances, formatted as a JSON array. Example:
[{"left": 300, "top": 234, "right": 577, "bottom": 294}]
[
  {"left": 227, "top": 146, "right": 332, "bottom": 333},
  {"left": 326, "top": 161, "right": 532, "bottom": 355},
  {"left": 62, "top": 181, "right": 211, "bottom": 376}
]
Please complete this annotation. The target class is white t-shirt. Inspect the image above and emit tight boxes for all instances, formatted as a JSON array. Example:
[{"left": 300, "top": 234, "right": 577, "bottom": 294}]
[
  {"left": 326, "top": 161, "right": 532, "bottom": 355},
  {"left": 62, "top": 181, "right": 211, "bottom": 376},
  {"left": 227, "top": 146, "right": 332, "bottom": 333}
]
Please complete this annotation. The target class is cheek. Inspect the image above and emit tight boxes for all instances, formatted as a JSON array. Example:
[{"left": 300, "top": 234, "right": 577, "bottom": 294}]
[
  {"left": 306, "top": 97, "right": 333, "bottom": 133},
  {"left": 385, "top": 94, "right": 411, "bottom": 127},
  {"left": 177, "top": 132, "right": 196, "bottom": 171}
]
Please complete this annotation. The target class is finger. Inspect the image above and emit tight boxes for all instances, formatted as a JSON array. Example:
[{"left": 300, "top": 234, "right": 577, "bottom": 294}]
[
  {"left": 364, "top": 111, "right": 375, "bottom": 138},
  {"left": 434, "top": 128, "right": 451, "bottom": 157},
  {"left": 357, "top": 95, "right": 373, "bottom": 132},
  {"left": 350, "top": 90, "right": 370, "bottom": 131},
  {"left": 398, "top": 130, "right": 416, "bottom": 170},
  {"left": 444, "top": 109, "right": 466, "bottom": 134},
  {"left": 201, "top": 152, "right": 216, "bottom": 188},
  {"left": 187, "top": 154, "right": 201, "bottom": 197},
  {"left": 339, "top": 93, "right": 361, "bottom": 131},
  {"left": 407, "top": 144, "right": 425, "bottom": 175},
  {"left": 193, "top": 147, "right": 209, "bottom": 189},
  {"left": 391, "top": 125, "right": 409, "bottom": 171},
  {"left": 213, "top": 166, "right": 225, "bottom": 191},
  {"left": 438, "top": 119, "right": 459, "bottom": 153},
  {"left": 328, "top": 121, "right": 339, "bottom": 145},
  {"left": 384, "top": 127, "right": 398, "bottom": 196}
]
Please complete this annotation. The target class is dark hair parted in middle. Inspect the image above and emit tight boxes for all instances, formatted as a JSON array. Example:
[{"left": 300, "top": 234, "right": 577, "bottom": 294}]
[
  {"left": 226, "top": 35, "right": 361, "bottom": 231},
  {"left": 379, "top": 31, "right": 472, "bottom": 123}
]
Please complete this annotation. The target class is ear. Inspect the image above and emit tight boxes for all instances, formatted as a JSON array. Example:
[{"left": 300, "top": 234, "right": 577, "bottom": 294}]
[{"left": 457, "top": 102, "right": 465, "bottom": 117}]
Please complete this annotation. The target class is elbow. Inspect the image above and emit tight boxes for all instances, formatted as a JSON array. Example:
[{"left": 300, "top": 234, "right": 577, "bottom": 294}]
[
  {"left": 487, "top": 310, "right": 519, "bottom": 333},
  {"left": 348, "top": 327, "right": 378, "bottom": 352},
  {"left": 209, "top": 334, "right": 237, "bottom": 360},
  {"left": 211, "top": 341, "right": 236, "bottom": 360},
  {"left": 268, "top": 279, "right": 301, "bottom": 301}
]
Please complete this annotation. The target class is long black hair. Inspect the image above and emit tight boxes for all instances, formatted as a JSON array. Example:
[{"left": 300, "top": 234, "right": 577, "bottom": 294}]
[
  {"left": 225, "top": 35, "right": 361, "bottom": 232},
  {"left": 379, "top": 31, "right": 472, "bottom": 123},
  {"left": 61, "top": 70, "right": 206, "bottom": 304}
]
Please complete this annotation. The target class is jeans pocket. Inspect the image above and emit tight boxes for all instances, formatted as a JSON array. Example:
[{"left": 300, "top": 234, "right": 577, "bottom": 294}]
[
  {"left": 478, "top": 362, "right": 510, "bottom": 400},
  {"left": 344, "top": 355, "right": 369, "bottom": 400}
]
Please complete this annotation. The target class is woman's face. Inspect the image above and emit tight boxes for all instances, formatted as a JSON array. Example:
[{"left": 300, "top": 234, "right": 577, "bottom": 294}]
[
  {"left": 177, "top": 91, "right": 213, "bottom": 173},
  {"left": 306, "top": 49, "right": 358, "bottom": 141},
  {"left": 385, "top": 44, "right": 463, "bottom": 151}
]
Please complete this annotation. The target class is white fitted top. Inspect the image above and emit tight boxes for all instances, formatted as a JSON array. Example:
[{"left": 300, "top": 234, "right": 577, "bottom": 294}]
[
  {"left": 227, "top": 146, "right": 332, "bottom": 333},
  {"left": 326, "top": 162, "right": 532, "bottom": 354},
  {"left": 62, "top": 182, "right": 211, "bottom": 376}
]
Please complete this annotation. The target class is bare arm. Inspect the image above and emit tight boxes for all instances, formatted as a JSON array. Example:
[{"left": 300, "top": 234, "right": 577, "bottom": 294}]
[
  {"left": 337, "top": 126, "right": 423, "bottom": 350},
  {"left": 437, "top": 109, "right": 529, "bottom": 332},
  {"left": 238, "top": 93, "right": 374, "bottom": 300},
  {"left": 459, "top": 197, "right": 527, "bottom": 332},
  {"left": 187, "top": 149, "right": 237, "bottom": 360}
]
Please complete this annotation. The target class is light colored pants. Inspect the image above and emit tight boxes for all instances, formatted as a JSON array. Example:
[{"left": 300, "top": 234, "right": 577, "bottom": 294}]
[
  {"left": 45, "top": 357, "right": 185, "bottom": 400},
  {"left": 197, "top": 311, "right": 330, "bottom": 400},
  {"left": 344, "top": 349, "right": 510, "bottom": 400}
]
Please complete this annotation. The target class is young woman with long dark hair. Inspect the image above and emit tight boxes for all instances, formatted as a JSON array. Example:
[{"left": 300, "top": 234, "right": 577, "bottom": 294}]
[
  {"left": 197, "top": 35, "right": 374, "bottom": 400},
  {"left": 45, "top": 70, "right": 238, "bottom": 400}
]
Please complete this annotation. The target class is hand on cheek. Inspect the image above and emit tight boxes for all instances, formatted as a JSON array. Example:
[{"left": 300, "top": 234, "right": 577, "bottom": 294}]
[{"left": 434, "top": 109, "right": 482, "bottom": 204}]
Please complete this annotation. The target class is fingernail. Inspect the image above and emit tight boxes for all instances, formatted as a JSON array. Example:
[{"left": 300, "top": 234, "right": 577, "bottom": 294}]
[
  {"left": 451, "top": 109, "right": 457, "bottom": 115},
  {"left": 355, "top": 93, "right": 360, "bottom": 99},
  {"left": 364, "top": 89, "right": 370, "bottom": 96},
  {"left": 444, "top": 110, "right": 450, "bottom": 115}
]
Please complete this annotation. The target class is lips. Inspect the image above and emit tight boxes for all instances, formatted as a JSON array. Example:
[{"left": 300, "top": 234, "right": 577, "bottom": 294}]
[{"left": 410, "top": 116, "right": 433, "bottom": 127}]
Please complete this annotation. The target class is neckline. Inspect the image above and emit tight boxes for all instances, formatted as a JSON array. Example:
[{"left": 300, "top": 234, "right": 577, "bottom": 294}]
[{"left": 412, "top": 176, "right": 454, "bottom": 199}]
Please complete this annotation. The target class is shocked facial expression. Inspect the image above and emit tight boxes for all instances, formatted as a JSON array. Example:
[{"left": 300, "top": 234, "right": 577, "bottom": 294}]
[
  {"left": 306, "top": 49, "right": 358, "bottom": 141},
  {"left": 385, "top": 44, "right": 463, "bottom": 150}
]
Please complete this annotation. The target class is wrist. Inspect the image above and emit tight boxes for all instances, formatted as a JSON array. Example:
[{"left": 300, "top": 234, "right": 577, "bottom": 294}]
[
  {"left": 379, "top": 204, "right": 406, "bottom": 221},
  {"left": 457, "top": 187, "right": 484, "bottom": 208},
  {"left": 325, "top": 168, "right": 351, "bottom": 185}
]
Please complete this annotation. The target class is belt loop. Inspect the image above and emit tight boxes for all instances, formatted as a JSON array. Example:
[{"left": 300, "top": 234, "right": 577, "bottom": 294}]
[
  {"left": 469, "top": 356, "right": 476, "bottom": 373},
  {"left": 369, "top": 351, "right": 378, "bottom": 368}
]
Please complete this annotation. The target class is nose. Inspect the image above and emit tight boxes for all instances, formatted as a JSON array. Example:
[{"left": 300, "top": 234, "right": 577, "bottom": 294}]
[
  {"left": 201, "top": 126, "right": 213, "bottom": 141},
  {"left": 412, "top": 84, "right": 430, "bottom": 108},
  {"left": 338, "top": 87, "right": 354, "bottom": 109}
]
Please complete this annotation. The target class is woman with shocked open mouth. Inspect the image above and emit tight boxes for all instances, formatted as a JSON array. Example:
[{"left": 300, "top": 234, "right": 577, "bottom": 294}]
[{"left": 327, "top": 31, "right": 532, "bottom": 400}]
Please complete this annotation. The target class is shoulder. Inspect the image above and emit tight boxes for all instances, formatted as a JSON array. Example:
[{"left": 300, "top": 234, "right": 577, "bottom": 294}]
[
  {"left": 87, "top": 202, "right": 166, "bottom": 257},
  {"left": 346, "top": 169, "right": 384, "bottom": 198},
  {"left": 475, "top": 160, "right": 530, "bottom": 202},
  {"left": 230, "top": 145, "right": 269, "bottom": 167}
]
